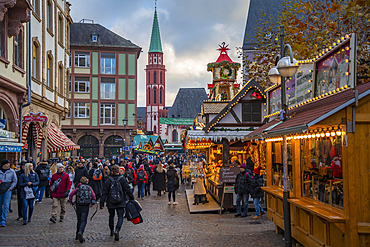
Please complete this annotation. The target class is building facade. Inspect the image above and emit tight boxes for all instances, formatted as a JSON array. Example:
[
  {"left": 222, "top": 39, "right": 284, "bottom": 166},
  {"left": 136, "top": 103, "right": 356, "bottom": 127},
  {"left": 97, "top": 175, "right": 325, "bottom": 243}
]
[
  {"left": 146, "top": 8, "right": 167, "bottom": 134},
  {"left": 21, "top": 0, "right": 74, "bottom": 161},
  {"left": 0, "top": 0, "right": 33, "bottom": 162},
  {"left": 61, "top": 21, "right": 141, "bottom": 159}
]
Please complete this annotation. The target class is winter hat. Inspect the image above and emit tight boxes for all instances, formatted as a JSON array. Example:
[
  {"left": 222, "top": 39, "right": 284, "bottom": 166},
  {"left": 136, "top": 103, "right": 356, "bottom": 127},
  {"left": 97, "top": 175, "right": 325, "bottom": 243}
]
[
  {"left": 119, "top": 167, "right": 125, "bottom": 173},
  {"left": 1, "top": 159, "right": 10, "bottom": 167},
  {"left": 57, "top": 163, "right": 64, "bottom": 170},
  {"left": 253, "top": 166, "right": 263, "bottom": 175},
  {"left": 139, "top": 164, "right": 144, "bottom": 169},
  {"left": 240, "top": 163, "right": 246, "bottom": 169}
]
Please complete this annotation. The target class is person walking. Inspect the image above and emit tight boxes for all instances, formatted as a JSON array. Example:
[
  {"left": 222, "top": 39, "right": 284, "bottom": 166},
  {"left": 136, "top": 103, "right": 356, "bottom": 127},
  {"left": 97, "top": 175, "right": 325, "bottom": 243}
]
[
  {"left": 19, "top": 163, "right": 39, "bottom": 225},
  {"left": 69, "top": 176, "right": 96, "bottom": 243},
  {"left": 15, "top": 162, "right": 25, "bottom": 220},
  {"left": 166, "top": 165, "right": 179, "bottom": 205},
  {"left": 35, "top": 161, "right": 49, "bottom": 203},
  {"left": 127, "top": 163, "right": 136, "bottom": 194},
  {"left": 100, "top": 165, "right": 134, "bottom": 241},
  {"left": 152, "top": 163, "right": 165, "bottom": 196},
  {"left": 144, "top": 163, "right": 153, "bottom": 196},
  {"left": 49, "top": 163, "right": 71, "bottom": 223},
  {"left": 0, "top": 159, "right": 17, "bottom": 227},
  {"left": 234, "top": 163, "right": 251, "bottom": 217},
  {"left": 66, "top": 166, "right": 75, "bottom": 192},
  {"left": 135, "top": 165, "right": 148, "bottom": 200},
  {"left": 88, "top": 162, "right": 103, "bottom": 200},
  {"left": 250, "top": 166, "right": 266, "bottom": 219},
  {"left": 73, "top": 162, "right": 88, "bottom": 188}
]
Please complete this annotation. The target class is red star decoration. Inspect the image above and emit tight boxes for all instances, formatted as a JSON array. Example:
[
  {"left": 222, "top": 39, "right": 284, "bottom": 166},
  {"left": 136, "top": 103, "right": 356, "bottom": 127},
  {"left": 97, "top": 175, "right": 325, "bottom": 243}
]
[{"left": 217, "top": 42, "right": 230, "bottom": 54}]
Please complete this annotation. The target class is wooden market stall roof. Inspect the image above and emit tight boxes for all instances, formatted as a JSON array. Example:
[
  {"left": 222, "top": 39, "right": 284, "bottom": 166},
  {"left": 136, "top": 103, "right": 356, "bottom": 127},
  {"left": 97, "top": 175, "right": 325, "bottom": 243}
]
[{"left": 265, "top": 82, "right": 370, "bottom": 136}]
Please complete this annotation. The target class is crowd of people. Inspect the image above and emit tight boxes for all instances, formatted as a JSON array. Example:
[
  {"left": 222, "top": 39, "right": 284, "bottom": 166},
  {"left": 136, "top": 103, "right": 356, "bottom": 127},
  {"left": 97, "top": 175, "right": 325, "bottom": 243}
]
[{"left": 0, "top": 154, "right": 183, "bottom": 243}]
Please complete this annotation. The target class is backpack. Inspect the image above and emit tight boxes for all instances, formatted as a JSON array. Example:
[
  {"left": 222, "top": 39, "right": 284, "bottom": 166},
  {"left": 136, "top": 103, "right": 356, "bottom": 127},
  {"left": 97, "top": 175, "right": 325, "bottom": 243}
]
[
  {"left": 137, "top": 170, "right": 145, "bottom": 183},
  {"left": 76, "top": 184, "right": 92, "bottom": 206},
  {"left": 39, "top": 166, "right": 49, "bottom": 181},
  {"left": 92, "top": 168, "right": 102, "bottom": 181},
  {"left": 108, "top": 176, "right": 124, "bottom": 204}
]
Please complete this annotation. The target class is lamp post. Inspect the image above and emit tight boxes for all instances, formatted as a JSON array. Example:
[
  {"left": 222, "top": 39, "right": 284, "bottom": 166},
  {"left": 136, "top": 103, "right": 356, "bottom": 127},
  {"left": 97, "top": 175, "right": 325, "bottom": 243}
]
[
  {"left": 122, "top": 118, "right": 127, "bottom": 160},
  {"left": 268, "top": 26, "right": 299, "bottom": 247}
]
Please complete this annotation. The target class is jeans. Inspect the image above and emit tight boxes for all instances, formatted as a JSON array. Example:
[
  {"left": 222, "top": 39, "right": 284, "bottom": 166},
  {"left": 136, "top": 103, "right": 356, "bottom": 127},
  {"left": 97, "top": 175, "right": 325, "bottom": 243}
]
[
  {"left": 137, "top": 183, "right": 145, "bottom": 199},
  {"left": 236, "top": 193, "right": 249, "bottom": 215},
  {"left": 0, "top": 190, "right": 12, "bottom": 224},
  {"left": 131, "top": 185, "right": 135, "bottom": 194},
  {"left": 145, "top": 182, "right": 151, "bottom": 196},
  {"left": 22, "top": 198, "right": 34, "bottom": 222},
  {"left": 168, "top": 191, "right": 176, "bottom": 202},
  {"left": 36, "top": 186, "right": 46, "bottom": 202},
  {"left": 253, "top": 197, "right": 265, "bottom": 217},
  {"left": 76, "top": 206, "right": 89, "bottom": 234},
  {"left": 108, "top": 207, "right": 125, "bottom": 232},
  {"left": 17, "top": 188, "right": 23, "bottom": 218}
]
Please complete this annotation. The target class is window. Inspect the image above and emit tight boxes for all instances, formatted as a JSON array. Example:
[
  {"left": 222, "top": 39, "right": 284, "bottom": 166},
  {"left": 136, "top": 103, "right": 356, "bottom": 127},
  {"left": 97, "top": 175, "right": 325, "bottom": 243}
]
[
  {"left": 74, "top": 52, "right": 90, "bottom": 67},
  {"left": 160, "top": 71, "right": 162, "bottom": 84},
  {"left": 154, "top": 115, "right": 156, "bottom": 121},
  {"left": 154, "top": 71, "right": 157, "bottom": 84},
  {"left": 100, "top": 103, "right": 115, "bottom": 125},
  {"left": 58, "top": 65, "right": 64, "bottom": 95},
  {"left": 74, "top": 77, "right": 90, "bottom": 93},
  {"left": 100, "top": 53, "right": 115, "bottom": 74},
  {"left": 172, "top": 130, "right": 177, "bottom": 142},
  {"left": 91, "top": 34, "right": 98, "bottom": 42},
  {"left": 148, "top": 90, "right": 151, "bottom": 104},
  {"left": 33, "top": 0, "right": 40, "bottom": 17},
  {"left": 47, "top": 54, "right": 53, "bottom": 88},
  {"left": 160, "top": 89, "right": 162, "bottom": 104},
  {"left": 100, "top": 78, "right": 115, "bottom": 99},
  {"left": 67, "top": 102, "right": 71, "bottom": 118},
  {"left": 47, "top": 0, "right": 52, "bottom": 31},
  {"left": 32, "top": 42, "right": 40, "bottom": 79},
  {"left": 68, "top": 73, "right": 71, "bottom": 92},
  {"left": 154, "top": 125, "right": 157, "bottom": 134},
  {"left": 242, "top": 103, "right": 261, "bottom": 122},
  {"left": 0, "top": 20, "right": 3, "bottom": 57},
  {"left": 14, "top": 31, "right": 23, "bottom": 68},
  {"left": 148, "top": 72, "right": 150, "bottom": 84},
  {"left": 154, "top": 90, "right": 157, "bottom": 104},
  {"left": 74, "top": 102, "right": 90, "bottom": 118},
  {"left": 58, "top": 15, "right": 63, "bottom": 44},
  {"left": 0, "top": 106, "right": 8, "bottom": 130}
]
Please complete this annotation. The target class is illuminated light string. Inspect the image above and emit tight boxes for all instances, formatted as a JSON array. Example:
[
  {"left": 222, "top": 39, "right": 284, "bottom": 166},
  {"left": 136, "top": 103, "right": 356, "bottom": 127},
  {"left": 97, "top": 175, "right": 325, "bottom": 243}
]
[{"left": 265, "top": 126, "right": 343, "bottom": 142}]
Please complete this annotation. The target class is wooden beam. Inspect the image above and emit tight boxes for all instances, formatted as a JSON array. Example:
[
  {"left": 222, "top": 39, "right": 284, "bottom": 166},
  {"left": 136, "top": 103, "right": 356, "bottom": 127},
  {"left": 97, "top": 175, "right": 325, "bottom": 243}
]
[
  {"left": 229, "top": 109, "right": 241, "bottom": 123},
  {"left": 357, "top": 222, "right": 370, "bottom": 234},
  {"left": 355, "top": 113, "right": 370, "bottom": 123},
  {"left": 222, "top": 138, "right": 230, "bottom": 165}
]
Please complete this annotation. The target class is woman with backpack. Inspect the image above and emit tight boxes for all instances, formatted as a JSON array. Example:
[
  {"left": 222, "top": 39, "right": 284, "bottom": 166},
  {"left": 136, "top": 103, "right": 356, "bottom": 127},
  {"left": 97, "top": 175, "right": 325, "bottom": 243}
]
[
  {"left": 88, "top": 162, "right": 103, "bottom": 200},
  {"left": 69, "top": 176, "right": 96, "bottom": 243},
  {"left": 19, "top": 163, "right": 39, "bottom": 225},
  {"left": 35, "top": 161, "right": 49, "bottom": 203},
  {"left": 135, "top": 165, "right": 148, "bottom": 200},
  {"left": 166, "top": 165, "right": 179, "bottom": 205},
  {"left": 152, "top": 163, "right": 165, "bottom": 196}
]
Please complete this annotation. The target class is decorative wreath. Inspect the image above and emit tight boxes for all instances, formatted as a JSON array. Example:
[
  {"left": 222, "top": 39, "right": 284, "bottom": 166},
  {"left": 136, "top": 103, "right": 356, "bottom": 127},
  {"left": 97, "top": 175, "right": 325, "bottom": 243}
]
[{"left": 220, "top": 65, "right": 232, "bottom": 78}]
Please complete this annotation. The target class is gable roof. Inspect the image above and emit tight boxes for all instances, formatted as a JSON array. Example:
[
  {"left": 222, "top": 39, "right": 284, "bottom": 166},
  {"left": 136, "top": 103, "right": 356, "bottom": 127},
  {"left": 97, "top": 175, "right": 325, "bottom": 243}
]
[
  {"left": 149, "top": 9, "right": 163, "bottom": 53},
  {"left": 204, "top": 79, "right": 266, "bottom": 132},
  {"left": 203, "top": 102, "right": 229, "bottom": 114},
  {"left": 242, "top": 0, "right": 284, "bottom": 50},
  {"left": 168, "top": 88, "right": 208, "bottom": 118},
  {"left": 70, "top": 23, "right": 141, "bottom": 51}
]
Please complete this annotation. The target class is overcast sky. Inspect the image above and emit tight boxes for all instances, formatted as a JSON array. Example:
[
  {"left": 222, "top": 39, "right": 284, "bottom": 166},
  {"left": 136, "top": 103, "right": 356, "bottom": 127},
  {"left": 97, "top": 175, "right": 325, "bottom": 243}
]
[{"left": 68, "top": 0, "right": 251, "bottom": 107}]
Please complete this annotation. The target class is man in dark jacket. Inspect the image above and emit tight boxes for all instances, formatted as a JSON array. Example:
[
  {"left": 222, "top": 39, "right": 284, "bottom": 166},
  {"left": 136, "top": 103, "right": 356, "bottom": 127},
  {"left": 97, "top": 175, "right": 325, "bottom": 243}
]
[
  {"left": 166, "top": 165, "right": 179, "bottom": 205},
  {"left": 100, "top": 165, "right": 134, "bottom": 241},
  {"left": 16, "top": 162, "right": 25, "bottom": 220},
  {"left": 87, "top": 162, "right": 103, "bottom": 200},
  {"left": 73, "top": 162, "right": 88, "bottom": 188},
  {"left": 35, "top": 161, "right": 50, "bottom": 203},
  {"left": 250, "top": 166, "right": 266, "bottom": 219},
  {"left": 144, "top": 163, "right": 153, "bottom": 196},
  {"left": 234, "top": 163, "right": 251, "bottom": 217}
]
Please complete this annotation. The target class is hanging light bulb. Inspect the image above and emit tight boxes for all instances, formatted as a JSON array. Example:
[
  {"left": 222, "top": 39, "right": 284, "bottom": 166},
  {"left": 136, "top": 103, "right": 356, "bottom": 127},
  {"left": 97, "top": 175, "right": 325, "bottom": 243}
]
[
  {"left": 336, "top": 130, "right": 342, "bottom": 136},
  {"left": 316, "top": 133, "right": 320, "bottom": 138},
  {"left": 325, "top": 132, "right": 330, "bottom": 137},
  {"left": 320, "top": 133, "right": 325, "bottom": 137},
  {"left": 331, "top": 132, "right": 336, "bottom": 137}
]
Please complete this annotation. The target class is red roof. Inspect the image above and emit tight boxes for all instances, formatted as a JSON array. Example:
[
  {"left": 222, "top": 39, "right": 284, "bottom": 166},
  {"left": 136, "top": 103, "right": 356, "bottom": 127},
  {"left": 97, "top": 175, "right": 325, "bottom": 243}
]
[
  {"left": 248, "top": 120, "right": 280, "bottom": 136},
  {"left": 269, "top": 82, "right": 370, "bottom": 132},
  {"left": 215, "top": 43, "right": 234, "bottom": 63}
]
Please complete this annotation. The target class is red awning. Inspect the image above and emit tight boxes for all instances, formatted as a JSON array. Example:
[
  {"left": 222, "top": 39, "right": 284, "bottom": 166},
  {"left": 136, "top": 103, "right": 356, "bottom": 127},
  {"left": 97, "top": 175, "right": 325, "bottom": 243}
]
[
  {"left": 22, "top": 122, "right": 43, "bottom": 149},
  {"left": 47, "top": 123, "right": 79, "bottom": 152}
]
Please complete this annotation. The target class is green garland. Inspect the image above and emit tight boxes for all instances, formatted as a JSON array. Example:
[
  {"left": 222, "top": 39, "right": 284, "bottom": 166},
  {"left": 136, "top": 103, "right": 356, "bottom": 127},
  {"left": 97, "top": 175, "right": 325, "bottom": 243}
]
[
  {"left": 210, "top": 127, "right": 255, "bottom": 132},
  {"left": 220, "top": 65, "right": 232, "bottom": 78}
]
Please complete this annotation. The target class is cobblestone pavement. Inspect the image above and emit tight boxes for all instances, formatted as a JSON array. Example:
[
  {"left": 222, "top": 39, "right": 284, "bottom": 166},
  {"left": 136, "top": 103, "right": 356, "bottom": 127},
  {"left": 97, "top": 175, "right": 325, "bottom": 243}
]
[{"left": 0, "top": 184, "right": 284, "bottom": 247}]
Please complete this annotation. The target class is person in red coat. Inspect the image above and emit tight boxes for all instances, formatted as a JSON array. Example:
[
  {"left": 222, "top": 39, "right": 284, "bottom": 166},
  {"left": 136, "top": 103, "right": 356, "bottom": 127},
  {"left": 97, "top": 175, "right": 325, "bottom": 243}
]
[
  {"left": 135, "top": 165, "right": 148, "bottom": 199},
  {"left": 49, "top": 163, "right": 71, "bottom": 223}
]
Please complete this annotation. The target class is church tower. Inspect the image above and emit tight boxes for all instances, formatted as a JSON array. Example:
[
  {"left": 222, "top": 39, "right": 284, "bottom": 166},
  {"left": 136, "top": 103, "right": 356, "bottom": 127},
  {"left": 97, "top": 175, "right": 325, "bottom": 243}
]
[{"left": 146, "top": 7, "right": 166, "bottom": 134}]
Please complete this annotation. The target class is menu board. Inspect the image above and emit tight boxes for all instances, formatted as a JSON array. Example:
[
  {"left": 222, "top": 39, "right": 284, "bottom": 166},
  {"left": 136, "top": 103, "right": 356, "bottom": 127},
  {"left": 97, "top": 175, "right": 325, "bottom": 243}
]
[
  {"left": 316, "top": 42, "right": 351, "bottom": 96},
  {"left": 269, "top": 87, "right": 281, "bottom": 115},
  {"left": 286, "top": 63, "right": 314, "bottom": 107},
  {"left": 219, "top": 167, "right": 240, "bottom": 183}
]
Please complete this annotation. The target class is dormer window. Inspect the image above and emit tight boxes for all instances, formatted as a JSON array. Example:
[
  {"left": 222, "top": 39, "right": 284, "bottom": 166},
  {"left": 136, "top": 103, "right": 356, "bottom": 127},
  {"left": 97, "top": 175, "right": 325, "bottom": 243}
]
[{"left": 91, "top": 34, "right": 98, "bottom": 42}]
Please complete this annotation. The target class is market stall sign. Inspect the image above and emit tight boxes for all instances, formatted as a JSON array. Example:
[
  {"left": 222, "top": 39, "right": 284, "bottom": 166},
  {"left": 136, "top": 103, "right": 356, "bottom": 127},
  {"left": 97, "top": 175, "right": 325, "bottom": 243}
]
[
  {"left": 219, "top": 166, "right": 240, "bottom": 183},
  {"left": 23, "top": 112, "right": 48, "bottom": 123},
  {"left": 0, "top": 129, "right": 15, "bottom": 138},
  {"left": 133, "top": 148, "right": 159, "bottom": 155},
  {"left": 0, "top": 143, "right": 23, "bottom": 152},
  {"left": 224, "top": 186, "right": 235, "bottom": 193}
]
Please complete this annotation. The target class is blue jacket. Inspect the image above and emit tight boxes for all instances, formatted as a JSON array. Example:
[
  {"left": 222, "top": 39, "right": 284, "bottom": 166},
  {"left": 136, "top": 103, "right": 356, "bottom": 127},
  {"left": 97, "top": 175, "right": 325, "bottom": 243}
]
[
  {"left": 0, "top": 168, "right": 17, "bottom": 194},
  {"left": 19, "top": 171, "right": 39, "bottom": 199}
]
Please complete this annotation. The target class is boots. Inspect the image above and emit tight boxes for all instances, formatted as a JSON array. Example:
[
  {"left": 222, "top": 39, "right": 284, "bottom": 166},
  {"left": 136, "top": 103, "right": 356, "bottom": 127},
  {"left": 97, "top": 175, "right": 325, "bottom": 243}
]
[{"left": 77, "top": 232, "right": 85, "bottom": 243}]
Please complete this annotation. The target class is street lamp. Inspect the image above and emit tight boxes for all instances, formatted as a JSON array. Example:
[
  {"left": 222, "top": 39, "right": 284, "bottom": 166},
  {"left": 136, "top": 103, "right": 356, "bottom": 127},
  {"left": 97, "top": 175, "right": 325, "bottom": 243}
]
[
  {"left": 122, "top": 118, "right": 127, "bottom": 160},
  {"left": 268, "top": 26, "right": 299, "bottom": 247}
]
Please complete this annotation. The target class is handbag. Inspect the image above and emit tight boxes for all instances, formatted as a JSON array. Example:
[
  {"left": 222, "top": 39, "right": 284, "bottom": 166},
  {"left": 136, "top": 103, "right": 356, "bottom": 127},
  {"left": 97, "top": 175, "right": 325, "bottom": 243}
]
[
  {"left": 50, "top": 173, "right": 64, "bottom": 192},
  {"left": 24, "top": 176, "right": 37, "bottom": 200}
]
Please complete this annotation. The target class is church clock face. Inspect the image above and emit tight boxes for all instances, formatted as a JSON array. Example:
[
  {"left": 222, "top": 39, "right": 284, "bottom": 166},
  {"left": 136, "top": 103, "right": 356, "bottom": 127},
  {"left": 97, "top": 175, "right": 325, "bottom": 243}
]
[{"left": 220, "top": 65, "right": 232, "bottom": 79}]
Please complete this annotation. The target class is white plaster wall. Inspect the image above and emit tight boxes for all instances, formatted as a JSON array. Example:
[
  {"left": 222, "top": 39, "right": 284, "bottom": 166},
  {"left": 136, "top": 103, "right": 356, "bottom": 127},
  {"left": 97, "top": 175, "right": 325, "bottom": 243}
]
[
  {"left": 57, "top": 96, "right": 63, "bottom": 106},
  {"left": 45, "top": 88, "right": 54, "bottom": 101},
  {"left": 219, "top": 112, "right": 236, "bottom": 124},
  {"left": 233, "top": 103, "right": 242, "bottom": 120},
  {"left": 31, "top": 82, "right": 42, "bottom": 95}
]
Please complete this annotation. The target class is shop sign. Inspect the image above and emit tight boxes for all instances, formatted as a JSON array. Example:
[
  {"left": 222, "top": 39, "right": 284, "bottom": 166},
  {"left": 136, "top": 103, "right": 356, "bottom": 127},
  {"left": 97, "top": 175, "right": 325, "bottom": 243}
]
[
  {"left": 224, "top": 186, "right": 235, "bottom": 194},
  {"left": 219, "top": 166, "right": 240, "bottom": 183},
  {"left": 0, "top": 119, "right": 5, "bottom": 129},
  {"left": 0, "top": 143, "right": 23, "bottom": 152},
  {"left": 134, "top": 148, "right": 159, "bottom": 155},
  {"left": 286, "top": 63, "right": 314, "bottom": 107},
  {"left": 23, "top": 112, "right": 48, "bottom": 123},
  {"left": 269, "top": 87, "right": 281, "bottom": 115},
  {"left": 0, "top": 129, "right": 15, "bottom": 138}
]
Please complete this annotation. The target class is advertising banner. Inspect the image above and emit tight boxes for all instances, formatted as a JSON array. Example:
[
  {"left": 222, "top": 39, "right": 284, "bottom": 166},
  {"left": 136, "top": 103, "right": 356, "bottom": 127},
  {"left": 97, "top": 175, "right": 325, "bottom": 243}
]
[
  {"left": 269, "top": 87, "right": 281, "bottom": 115},
  {"left": 286, "top": 63, "right": 314, "bottom": 107}
]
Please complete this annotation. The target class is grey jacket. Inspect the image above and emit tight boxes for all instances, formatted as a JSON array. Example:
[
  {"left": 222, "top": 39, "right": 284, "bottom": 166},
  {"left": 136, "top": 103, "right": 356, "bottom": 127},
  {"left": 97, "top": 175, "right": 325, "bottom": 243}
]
[{"left": 0, "top": 168, "right": 17, "bottom": 194}]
